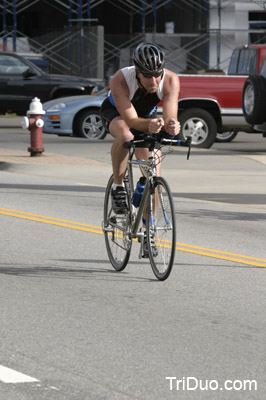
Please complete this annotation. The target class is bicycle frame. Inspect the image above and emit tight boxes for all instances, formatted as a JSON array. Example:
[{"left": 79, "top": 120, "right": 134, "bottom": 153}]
[{"left": 123, "top": 146, "right": 158, "bottom": 240}]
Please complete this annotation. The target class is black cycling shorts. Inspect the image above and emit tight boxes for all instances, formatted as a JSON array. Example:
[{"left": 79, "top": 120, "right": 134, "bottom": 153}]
[
  {"left": 100, "top": 97, "right": 160, "bottom": 149},
  {"left": 100, "top": 97, "right": 120, "bottom": 131}
]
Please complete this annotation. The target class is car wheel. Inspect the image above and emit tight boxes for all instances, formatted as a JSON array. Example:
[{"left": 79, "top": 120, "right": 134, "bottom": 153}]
[
  {"left": 215, "top": 130, "right": 238, "bottom": 142},
  {"left": 74, "top": 109, "right": 107, "bottom": 139},
  {"left": 242, "top": 75, "right": 266, "bottom": 125},
  {"left": 178, "top": 108, "right": 217, "bottom": 148}
]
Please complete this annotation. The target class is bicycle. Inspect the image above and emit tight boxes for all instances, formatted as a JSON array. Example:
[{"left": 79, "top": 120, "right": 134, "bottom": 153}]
[{"left": 102, "top": 131, "right": 191, "bottom": 281}]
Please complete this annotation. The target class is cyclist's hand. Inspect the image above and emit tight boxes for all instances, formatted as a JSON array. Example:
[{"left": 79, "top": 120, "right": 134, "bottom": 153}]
[
  {"left": 165, "top": 118, "right": 181, "bottom": 136},
  {"left": 148, "top": 117, "right": 164, "bottom": 134}
]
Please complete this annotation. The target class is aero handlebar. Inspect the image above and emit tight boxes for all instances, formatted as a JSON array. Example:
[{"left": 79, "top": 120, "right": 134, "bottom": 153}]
[{"left": 123, "top": 132, "right": 192, "bottom": 159}]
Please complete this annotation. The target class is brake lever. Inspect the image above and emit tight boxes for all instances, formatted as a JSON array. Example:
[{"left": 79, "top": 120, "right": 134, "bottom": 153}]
[{"left": 186, "top": 136, "right": 192, "bottom": 160}]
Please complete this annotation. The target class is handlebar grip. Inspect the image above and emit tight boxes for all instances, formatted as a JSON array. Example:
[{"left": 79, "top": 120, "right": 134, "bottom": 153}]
[{"left": 163, "top": 138, "right": 182, "bottom": 146}]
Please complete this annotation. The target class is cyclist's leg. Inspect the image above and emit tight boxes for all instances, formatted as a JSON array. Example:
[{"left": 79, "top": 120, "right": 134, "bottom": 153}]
[
  {"left": 135, "top": 147, "right": 161, "bottom": 176},
  {"left": 135, "top": 147, "right": 161, "bottom": 213},
  {"left": 153, "top": 147, "right": 162, "bottom": 176},
  {"left": 135, "top": 147, "right": 149, "bottom": 162},
  {"left": 109, "top": 117, "right": 134, "bottom": 214},
  {"left": 109, "top": 117, "right": 133, "bottom": 185},
  {"left": 135, "top": 147, "right": 162, "bottom": 258},
  {"left": 135, "top": 147, "right": 149, "bottom": 228}
]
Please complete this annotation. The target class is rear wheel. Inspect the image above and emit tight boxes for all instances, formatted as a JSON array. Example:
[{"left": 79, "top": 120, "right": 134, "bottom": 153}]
[
  {"left": 178, "top": 108, "right": 217, "bottom": 148},
  {"left": 146, "top": 177, "right": 176, "bottom": 281},
  {"left": 103, "top": 175, "right": 131, "bottom": 271},
  {"left": 74, "top": 109, "right": 107, "bottom": 139},
  {"left": 216, "top": 130, "right": 238, "bottom": 142}
]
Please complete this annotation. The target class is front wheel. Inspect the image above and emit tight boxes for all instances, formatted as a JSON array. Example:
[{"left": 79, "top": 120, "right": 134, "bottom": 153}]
[
  {"left": 103, "top": 175, "right": 131, "bottom": 271},
  {"left": 146, "top": 177, "right": 176, "bottom": 281},
  {"left": 178, "top": 108, "right": 217, "bottom": 148},
  {"left": 74, "top": 109, "right": 107, "bottom": 139}
]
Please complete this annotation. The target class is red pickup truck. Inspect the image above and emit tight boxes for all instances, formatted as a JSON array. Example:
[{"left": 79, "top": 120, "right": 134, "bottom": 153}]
[{"left": 168, "top": 44, "right": 266, "bottom": 148}]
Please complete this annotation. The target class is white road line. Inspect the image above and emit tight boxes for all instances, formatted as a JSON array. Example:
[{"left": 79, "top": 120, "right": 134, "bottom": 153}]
[{"left": 0, "top": 365, "right": 39, "bottom": 383}]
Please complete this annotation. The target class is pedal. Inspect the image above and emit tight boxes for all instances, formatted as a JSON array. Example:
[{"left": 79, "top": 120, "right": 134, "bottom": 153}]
[{"left": 137, "top": 230, "right": 145, "bottom": 259}]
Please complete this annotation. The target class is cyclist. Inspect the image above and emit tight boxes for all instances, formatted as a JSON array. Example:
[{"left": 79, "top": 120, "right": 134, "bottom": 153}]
[{"left": 100, "top": 42, "right": 180, "bottom": 215}]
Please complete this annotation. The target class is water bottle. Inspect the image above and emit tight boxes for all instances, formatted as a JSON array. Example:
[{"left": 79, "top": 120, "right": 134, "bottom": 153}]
[{"left": 132, "top": 176, "right": 146, "bottom": 207}]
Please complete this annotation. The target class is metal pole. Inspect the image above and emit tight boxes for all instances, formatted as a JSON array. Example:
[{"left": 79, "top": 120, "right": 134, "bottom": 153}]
[
  {"left": 68, "top": 0, "right": 73, "bottom": 74},
  {"left": 87, "top": 0, "right": 91, "bottom": 27},
  {"left": 217, "top": 0, "right": 221, "bottom": 69},
  {"left": 153, "top": 0, "right": 157, "bottom": 35},
  {"left": 87, "top": 0, "right": 91, "bottom": 76},
  {"left": 78, "top": 0, "right": 83, "bottom": 75},
  {"left": 3, "top": 0, "right": 8, "bottom": 50},
  {"left": 142, "top": 0, "right": 146, "bottom": 34},
  {"left": 13, "top": 0, "right": 17, "bottom": 52},
  {"left": 204, "top": 0, "right": 210, "bottom": 68}
]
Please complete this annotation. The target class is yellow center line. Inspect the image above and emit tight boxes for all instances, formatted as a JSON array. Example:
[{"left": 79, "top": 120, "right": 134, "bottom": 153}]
[
  {"left": 0, "top": 210, "right": 101, "bottom": 234},
  {"left": 175, "top": 246, "right": 266, "bottom": 268},
  {"left": 157, "top": 236, "right": 266, "bottom": 263},
  {"left": 0, "top": 207, "right": 101, "bottom": 230},
  {"left": 0, "top": 207, "right": 266, "bottom": 268}
]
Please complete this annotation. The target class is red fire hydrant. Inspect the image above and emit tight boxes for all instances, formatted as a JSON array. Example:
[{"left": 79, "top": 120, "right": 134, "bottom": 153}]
[{"left": 21, "top": 97, "right": 45, "bottom": 157}]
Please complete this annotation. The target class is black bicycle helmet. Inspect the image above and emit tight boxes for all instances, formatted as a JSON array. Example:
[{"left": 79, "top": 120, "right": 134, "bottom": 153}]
[{"left": 133, "top": 42, "right": 165, "bottom": 73}]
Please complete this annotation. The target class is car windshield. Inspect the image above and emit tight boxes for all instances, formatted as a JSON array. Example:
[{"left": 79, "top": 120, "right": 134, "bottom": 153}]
[{"left": 0, "top": 54, "right": 39, "bottom": 74}]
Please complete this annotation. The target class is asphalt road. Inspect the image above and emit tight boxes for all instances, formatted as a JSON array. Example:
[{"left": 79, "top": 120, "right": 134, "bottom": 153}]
[{"left": 0, "top": 119, "right": 266, "bottom": 399}]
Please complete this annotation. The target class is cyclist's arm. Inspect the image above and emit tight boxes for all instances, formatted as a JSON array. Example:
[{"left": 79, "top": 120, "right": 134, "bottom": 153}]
[
  {"left": 110, "top": 71, "right": 162, "bottom": 133},
  {"left": 162, "top": 70, "right": 180, "bottom": 135}
]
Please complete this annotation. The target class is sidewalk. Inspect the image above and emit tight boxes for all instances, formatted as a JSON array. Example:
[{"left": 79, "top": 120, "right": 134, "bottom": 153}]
[
  {"left": 0, "top": 116, "right": 113, "bottom": 185},
  {"left": 1, "top": 118, "right": 266, "bottom": 208},
  {"left": 2, "top": 145, "right": 266, "bottom": 208},
  {"left": 0, "top": 147, "right": 113, "bottom": 186}
]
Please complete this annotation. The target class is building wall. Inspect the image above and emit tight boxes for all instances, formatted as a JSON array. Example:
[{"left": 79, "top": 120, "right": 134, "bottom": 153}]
[{"left": 209, "top": 0, "right": 266, "bottom": 72}]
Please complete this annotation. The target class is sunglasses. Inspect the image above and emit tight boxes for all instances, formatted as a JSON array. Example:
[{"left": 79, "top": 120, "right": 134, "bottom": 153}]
[{"left": 140, "top": 70, "right": 163, "bottom": 79}]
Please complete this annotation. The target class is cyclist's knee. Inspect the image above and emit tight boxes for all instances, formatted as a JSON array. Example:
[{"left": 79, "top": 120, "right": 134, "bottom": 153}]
[
  {"left": 135, "top": 147, "right": 149, "bottom": 160},
  {"left": 110, "top": 119, "right": 133, "bottom": 142},
  {"left": 112, "top": 129, "right": 133, "bottom": 143}
]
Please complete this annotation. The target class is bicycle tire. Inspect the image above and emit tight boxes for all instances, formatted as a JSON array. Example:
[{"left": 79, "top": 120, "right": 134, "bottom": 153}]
[
  {"left": 146, "top": 176, "right": 176, "bottom": 280},
  {"left": 103, "top": 175, "right": 132, "bottom": 271}
]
